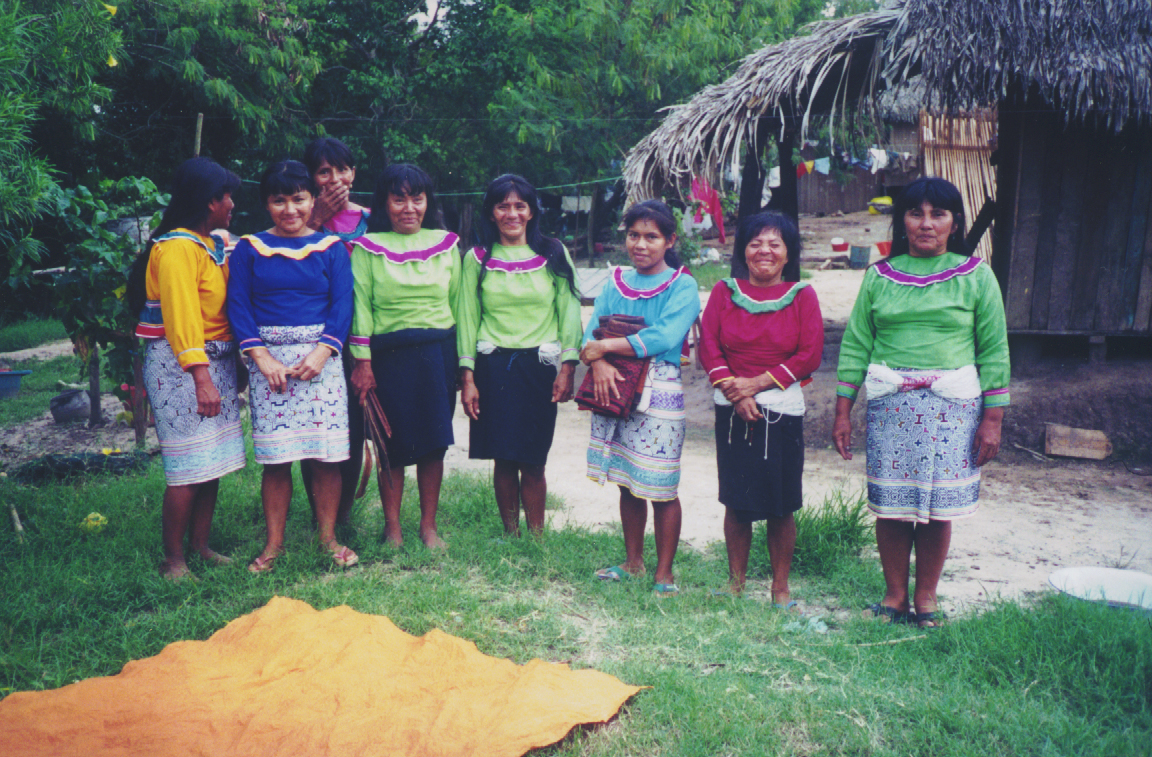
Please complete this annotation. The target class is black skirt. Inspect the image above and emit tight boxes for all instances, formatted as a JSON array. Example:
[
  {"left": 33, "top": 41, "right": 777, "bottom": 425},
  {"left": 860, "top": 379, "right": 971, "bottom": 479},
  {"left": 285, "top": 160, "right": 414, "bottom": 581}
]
[
  {"left": 715, "top": 404, "right": 804, "bottom": 523},
  {"left": 370, "top": 328, "right": 457, "bottom": 468},
  {"left": 470, "top": 348, "right": 558, "bottom": 466}
]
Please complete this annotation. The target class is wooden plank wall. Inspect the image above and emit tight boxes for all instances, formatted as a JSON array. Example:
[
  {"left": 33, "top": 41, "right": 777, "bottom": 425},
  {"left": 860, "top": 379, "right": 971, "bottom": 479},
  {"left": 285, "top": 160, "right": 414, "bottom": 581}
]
[
  {"left": 1000, "top": 111, "right": 1152, "bottom": 334},
  {"left": 922, "top": 110, "right": 997, "bottom": 262},
  {"left": 797, "top": 167, "right": 882, "bottom": 215}
]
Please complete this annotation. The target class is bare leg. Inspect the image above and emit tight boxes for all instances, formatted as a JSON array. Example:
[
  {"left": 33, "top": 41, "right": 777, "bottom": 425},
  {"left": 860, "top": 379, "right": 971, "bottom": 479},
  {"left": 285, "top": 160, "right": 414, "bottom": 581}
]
[
  {"left": 335, "top": 449, "right": 361, "bottom": 526},
  {"left": 874, "top": 518, "right": 915, "bottom": 613},
  {"left": 160, "top": 483, "right": 198, "bottom": 577},
  {"left": 912, "top": 520, "right": 952, "bottom": 617},
  {"left": 257, "top": 464, "right": 293, "bottom": 560},
  {"left": 380, "top": 464, "right": 405, "bottom": 547},
  {"left": 519, "top": 464, "right": 547, "bottom": 536},
  {"left": 307, "top": 460, "right": 344, "bottom": 548},
  {"left": 493, "top": 459, "right": 522, "bottom": 536},
  {"left": 651, "top": 497, "right": 681, "bottom": 585},
  {"left": 617, "top": 486, "right": 647, "bottom": 576},
  {"left": 416, "top": 454, "right": 446, "bottom": 549},
  {"left": 723, "top": 508, "right": 752, "bottom": 594},
  {"left": 765, "top": 513, "right": 797, "bottom": 605}
]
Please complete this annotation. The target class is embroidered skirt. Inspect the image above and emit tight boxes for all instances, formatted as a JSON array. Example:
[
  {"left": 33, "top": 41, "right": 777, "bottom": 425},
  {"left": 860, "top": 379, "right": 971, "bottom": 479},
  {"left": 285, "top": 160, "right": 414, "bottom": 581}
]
[
  {"left": 586, "top": 361, "right": 685, "bottom": 501},
  {"left": 470, "top": 348, "right": 558, "bottom": 466},
  {"left": 143, "top": 338, "right": 246, "bottom": 486},
  {"left": 370, "top": 328, "right": 457, "bottom": 468},
  {"left": 244, "top": 325, "right": 349, "bottom": 465},
  {"left": 715, "top": 406, "right": 804, "bottom": 523},
  {"left": 865, "top": 389, "right": 983, "bottom": 523}
]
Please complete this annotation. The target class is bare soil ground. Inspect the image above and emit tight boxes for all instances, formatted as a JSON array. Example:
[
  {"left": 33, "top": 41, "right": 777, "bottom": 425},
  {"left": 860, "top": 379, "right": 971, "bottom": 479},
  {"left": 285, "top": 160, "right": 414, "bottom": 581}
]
[{"left": 4, "top": 211, "right": 1151, "bottom": 619}]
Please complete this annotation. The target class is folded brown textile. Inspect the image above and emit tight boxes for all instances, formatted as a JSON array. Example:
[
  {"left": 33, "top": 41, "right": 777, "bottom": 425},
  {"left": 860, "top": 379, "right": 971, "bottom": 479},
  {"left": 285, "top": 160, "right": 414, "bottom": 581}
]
[{"left": 575, "top": 315, "right": 650, "bottom": 418}]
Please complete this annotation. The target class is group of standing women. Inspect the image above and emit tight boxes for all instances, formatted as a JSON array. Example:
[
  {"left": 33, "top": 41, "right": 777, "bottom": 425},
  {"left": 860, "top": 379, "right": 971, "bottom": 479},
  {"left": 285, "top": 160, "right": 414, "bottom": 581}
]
[{"left": 131, "top": 146, "right": 1008, "bottom": 627}]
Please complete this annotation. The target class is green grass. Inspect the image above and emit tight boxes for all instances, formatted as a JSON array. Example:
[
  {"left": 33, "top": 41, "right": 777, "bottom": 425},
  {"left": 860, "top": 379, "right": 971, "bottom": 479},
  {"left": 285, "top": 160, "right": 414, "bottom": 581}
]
[
  {"left": 1, "top": 468, "right": 1149, "bottom": 755},
  {"left": 0, "top": 318, "right": 68, "bottom": 353},
  {"left": 0, "top": 355, "right": 100, "bottom": 427}
]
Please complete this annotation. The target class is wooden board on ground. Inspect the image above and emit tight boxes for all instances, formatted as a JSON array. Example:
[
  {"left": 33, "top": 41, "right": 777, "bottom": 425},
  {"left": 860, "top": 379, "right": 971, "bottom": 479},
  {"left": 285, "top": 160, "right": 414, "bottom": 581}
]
[{"left": 1044, "top": 423, "right": 1113, "bottom": 460}]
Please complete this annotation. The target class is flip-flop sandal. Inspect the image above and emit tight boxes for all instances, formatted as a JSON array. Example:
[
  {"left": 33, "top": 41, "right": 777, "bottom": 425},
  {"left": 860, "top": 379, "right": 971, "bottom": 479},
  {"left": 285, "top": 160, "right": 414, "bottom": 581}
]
[
  {"left": 248, "top": 553, "right": 280, "bottom": 574},
  {"left": 864, "top": 602, "right": 914, "bottom": 625},
  {"left": 916, "top": 610, "right": 947, "bottom": 629},
  {"left": 653, "top": 583, "right": 680, "bottom": 597},
  {"left": 596, "top": 565, "right": 641, "bottom": 581},
  {"left": 330, "top": 545, "right": 359, "bottom": 568},
  {"left": 773, "top": 600, "right": 799, "bottom": 611}
]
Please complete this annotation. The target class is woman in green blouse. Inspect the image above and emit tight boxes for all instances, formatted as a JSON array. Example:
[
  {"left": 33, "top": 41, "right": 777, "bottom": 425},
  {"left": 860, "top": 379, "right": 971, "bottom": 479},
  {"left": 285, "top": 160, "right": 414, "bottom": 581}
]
[
  {"left": 457, "top": 175, "right": 582, "bottom": 536},
  {"left": 833, "top": 177, "right": 1009, "bottom": 628},
  {"left": 349, "top": 164, "right": 460, "bottom": 549}
]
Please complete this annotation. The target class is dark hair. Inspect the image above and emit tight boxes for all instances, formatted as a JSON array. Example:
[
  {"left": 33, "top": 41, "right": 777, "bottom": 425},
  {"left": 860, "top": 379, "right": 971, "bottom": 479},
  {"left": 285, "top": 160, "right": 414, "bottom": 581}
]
[
  {"left": 258, "top": 160, "right": 315, "bottom": 201},
  {"left": 474, "top": 174, "right": 578, "bottom": 299},
  {"left": 622, "top": 200, "right": 681, "bottom": 269},
  {"left": 128, "top": 157, "right": 241, "bottom": 314},
  {"left": 890, "top": 177, "right": 968, "bottom": 257},
  {"left": 733, "top": 211, "right": 802, "bottom": 282},
  {"left": 365, "top": 163, "right": 442, "bottom": 232},
  {"left": 303, "top": 137, "right": 355, "bottom": 174}
]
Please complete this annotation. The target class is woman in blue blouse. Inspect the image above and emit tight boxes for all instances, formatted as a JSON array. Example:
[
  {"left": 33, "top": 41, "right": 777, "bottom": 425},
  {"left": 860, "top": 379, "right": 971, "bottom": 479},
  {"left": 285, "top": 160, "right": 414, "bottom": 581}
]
[
  {"left": 580, "top": 200, "right": 701, "bottom": 596},
  {"left": 226, "top": 160, "right": 357, "bottom": 571}
]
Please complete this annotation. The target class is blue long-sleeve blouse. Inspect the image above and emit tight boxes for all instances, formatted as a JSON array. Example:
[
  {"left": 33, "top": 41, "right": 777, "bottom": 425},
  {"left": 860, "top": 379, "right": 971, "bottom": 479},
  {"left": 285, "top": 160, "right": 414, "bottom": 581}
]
[
  {"left": 226, "top": 230, "right": 353, "bottom": 355},
  {"left": 582, "top": 266, "right": 701, "bottom": 365}
]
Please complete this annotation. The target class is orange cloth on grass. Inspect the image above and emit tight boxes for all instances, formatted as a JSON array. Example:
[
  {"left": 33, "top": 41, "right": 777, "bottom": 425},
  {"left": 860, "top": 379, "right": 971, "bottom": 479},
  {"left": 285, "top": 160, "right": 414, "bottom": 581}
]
[{"left": 0, "top": 596, "right": 641, "bottom": 757}]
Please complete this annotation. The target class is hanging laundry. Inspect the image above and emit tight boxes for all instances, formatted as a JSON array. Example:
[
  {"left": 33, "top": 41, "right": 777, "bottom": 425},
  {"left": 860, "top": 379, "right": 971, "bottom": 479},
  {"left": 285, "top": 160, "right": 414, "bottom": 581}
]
[
  {"left": 813, "top": 157, "right": 831, "bottom": 175},
  {"left": 796, "top": 161, "right": 808, "bottom": 178},
  {"left": 868, "top": 148, "right": 889, "bottom": 174},
  {"left": 690, "top": 176, "right": 726, "bottom": 243},
  {"left": 768, "top": 165, "right": 781, "bottom": 188}
]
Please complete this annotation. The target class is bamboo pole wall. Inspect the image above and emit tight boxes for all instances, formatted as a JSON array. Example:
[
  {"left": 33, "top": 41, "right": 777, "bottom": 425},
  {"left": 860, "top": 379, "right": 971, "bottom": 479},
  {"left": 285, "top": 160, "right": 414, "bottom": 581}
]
[{"left": 920, "top": 110, "right": 998, "bottom": 262}]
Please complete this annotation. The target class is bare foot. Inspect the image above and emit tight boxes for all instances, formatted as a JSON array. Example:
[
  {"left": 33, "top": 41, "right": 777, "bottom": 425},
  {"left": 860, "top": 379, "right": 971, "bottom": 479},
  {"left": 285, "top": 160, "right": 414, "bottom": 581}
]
[
  {"left": 160, "top": 560, "right": 195, "bottom": 581},
  {"left": 772, "top": 590, "right": 791, "bottom": 606},
  {"left": 198, "top": 548, "right": 232, "bottom": 566},
  {"left": 382, "top": 529, "right": 403, "bottom": 549},
  {"left": 421, "top": 529, "right": 447, "bottom": 550}
]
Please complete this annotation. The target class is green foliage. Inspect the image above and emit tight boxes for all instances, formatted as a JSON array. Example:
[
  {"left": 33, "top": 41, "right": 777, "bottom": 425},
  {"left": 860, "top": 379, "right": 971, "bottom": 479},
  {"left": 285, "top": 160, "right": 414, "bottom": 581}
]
[
  {"left": 491, "top": 0, "right": 826, "bottom": 184},
  {"left": 46, "top": 177, "right": 167, "bottom": 386}
]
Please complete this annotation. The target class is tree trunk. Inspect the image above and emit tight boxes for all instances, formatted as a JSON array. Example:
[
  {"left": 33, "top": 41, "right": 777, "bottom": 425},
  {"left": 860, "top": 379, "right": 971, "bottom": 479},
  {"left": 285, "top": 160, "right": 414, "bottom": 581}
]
[
  {"left": 586, "top": 189, "right": 596, "bottom": 260},
  {"left": 458, "top": 200, "right": 474, "bottom": 252},
  {"left": 132, "top": 349, "right": 147, "bottom": 447},
  {"left": 87, "top": 344, "right": 103, "bottom": 428}
]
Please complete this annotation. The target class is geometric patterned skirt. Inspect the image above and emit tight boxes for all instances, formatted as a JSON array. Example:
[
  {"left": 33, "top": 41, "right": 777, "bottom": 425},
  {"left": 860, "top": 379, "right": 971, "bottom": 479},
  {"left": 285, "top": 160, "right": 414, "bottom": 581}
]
[
  {"left": 865, "top": 389, "right": 983, "bottom": 523},
  {"left": 586, "top": 361, "right": 685, "bottom": 502},
  {"left": 244, "top": 324, "right": 349, "bottom": 466},
  {"left": 143, "top": 338, "right": 247, "bottom": 486}
]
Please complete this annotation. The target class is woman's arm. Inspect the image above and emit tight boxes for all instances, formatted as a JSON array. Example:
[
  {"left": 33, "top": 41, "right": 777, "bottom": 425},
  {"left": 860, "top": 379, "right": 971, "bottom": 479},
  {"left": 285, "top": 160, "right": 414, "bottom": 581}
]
[
  {"left": 156, "top": 242, "right": 210, "bottom": 370},
  {"left": 455, "top": 249, "right": 482, "bottom": 372},
  {"left": 832, "top": 395, "right": 855, "bottom": 460},
  {"left": 555, "top": 246, "right": 584, "bottom": 365}
]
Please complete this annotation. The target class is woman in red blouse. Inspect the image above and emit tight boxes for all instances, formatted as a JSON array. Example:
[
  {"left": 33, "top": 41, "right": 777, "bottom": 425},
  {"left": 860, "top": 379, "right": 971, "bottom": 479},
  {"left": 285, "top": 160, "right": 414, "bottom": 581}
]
[{"left": 699, "top": 212, "right": 824, "bottom": 604}]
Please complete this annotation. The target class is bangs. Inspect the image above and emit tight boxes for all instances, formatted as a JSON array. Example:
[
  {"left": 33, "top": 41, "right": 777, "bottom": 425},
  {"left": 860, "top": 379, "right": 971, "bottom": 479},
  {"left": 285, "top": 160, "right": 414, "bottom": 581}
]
[
  {"left": 259, "top": 161, "right": 316, "bottom": 201},
  {"left": 304, "top": 138, "right": 355, "bottom": 173},
  {"left": 383, "top": 165, "right": 434, "bottom": 199}
]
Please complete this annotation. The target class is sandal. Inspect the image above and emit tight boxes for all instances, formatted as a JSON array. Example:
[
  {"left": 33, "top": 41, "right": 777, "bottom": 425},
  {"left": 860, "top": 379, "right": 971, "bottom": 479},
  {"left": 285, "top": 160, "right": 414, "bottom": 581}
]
[
  {"left": 863, "top": 602, "right": 914, "bottom": 625},
  {"left": 327, "top": 542, "right": 359, "bottom": 568},
  {"left": 248, "top": 552, "right": 280, "bottom": 574},
  {"left": 773, "top": 600, "right": 799, "bottom": 611},
  {"left": 596, "top": 564, "right": 643, "bottom": 581},
  {"left": 653, "top": 582, "right": 680, "bottom": 597},
  {"left": 916, "top": 610, "right": 947, "bottom": 629}
]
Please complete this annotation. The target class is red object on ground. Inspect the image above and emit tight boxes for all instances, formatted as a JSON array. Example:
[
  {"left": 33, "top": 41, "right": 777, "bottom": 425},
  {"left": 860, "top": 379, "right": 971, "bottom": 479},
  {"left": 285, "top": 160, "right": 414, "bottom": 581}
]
[{"left": 877, "top": 240, "right": 892, "bottom": 256}]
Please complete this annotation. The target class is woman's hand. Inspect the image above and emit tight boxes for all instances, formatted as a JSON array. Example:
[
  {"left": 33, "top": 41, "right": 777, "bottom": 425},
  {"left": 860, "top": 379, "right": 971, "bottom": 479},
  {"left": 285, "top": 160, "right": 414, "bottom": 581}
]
[
  {"left": 291, "top": 345, "right": 334, "bottom": 382},
  {"left": 720, "top": 375, "right": 766, "bottom": 403},
  {"left": 189, "top": 365, "right": 221, "bottom": 417},
  {"left": 832, "top": 396, "right": 854, "bottom": 461},
  {"left": 972, "top": 406, "right": 1004, "bottom": 467},
  {"left": 552, "top": 362, "right": 576, "bottom": 403},
  {"left": 309, "top": 183, "right": 349, "bottom": 229},
  {"left": 350, "top": 360, "right": 376, "bottom": 407},
  {"left": 460, "top": 368, "right": 480, "bottom": 420},
  {"left": 248, "top": 348, "right": 292, "bottom": 393},
  {"left": 734, "top": 396, "right": 763, "bottom": 423},
  {"left": 590, "top": 359, "right": 624, "bottom": 406},
  {"left": 580, "top": 340, "right": 606, "bottom": 365}
]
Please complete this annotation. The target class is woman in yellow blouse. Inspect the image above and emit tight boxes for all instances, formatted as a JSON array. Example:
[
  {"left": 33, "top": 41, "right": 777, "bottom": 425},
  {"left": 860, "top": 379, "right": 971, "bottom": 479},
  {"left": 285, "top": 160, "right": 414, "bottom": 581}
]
[{"left": 129, "top": 157, "right": 246, "bottom": 580}]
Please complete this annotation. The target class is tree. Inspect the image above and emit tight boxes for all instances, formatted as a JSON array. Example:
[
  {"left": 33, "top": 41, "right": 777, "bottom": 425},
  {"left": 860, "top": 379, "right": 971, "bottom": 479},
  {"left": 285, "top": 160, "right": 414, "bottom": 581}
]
[{"left": 490, "top": 0, "right": 827, "bottom": 186}]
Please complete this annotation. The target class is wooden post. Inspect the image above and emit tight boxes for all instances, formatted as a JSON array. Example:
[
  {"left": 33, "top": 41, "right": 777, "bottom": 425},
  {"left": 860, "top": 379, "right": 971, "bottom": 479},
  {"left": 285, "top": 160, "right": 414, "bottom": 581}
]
[
  {"left": 586, "top": 187, "right": 596, "bottom": 261},
  {"left": 194, "top": 113, "right": 204, "bottom": 157},
  {"left": 458, "top": 200, "right": 474, "bottom": 252},
  {"left": 88, "top": 344, "right": 103, "bottom": 428}
]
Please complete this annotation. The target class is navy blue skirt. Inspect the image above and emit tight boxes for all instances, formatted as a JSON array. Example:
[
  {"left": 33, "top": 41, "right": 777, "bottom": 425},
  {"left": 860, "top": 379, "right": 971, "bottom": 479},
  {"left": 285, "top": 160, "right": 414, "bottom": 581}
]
[
  {"left": 370, "top": 328, "right": 457, "bottom": 468},
  {"left": 715, "top": 405, "right": 804, "bottom": 523},
  {"left": 470, "top": 349, "right": 558, "bottom": 466}
]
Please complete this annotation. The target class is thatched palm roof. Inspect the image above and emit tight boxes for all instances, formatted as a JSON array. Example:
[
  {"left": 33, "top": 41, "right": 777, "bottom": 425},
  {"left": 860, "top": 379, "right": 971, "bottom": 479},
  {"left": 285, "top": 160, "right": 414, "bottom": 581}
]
[{"left": 626, "top": 0, "right": 1152, "bottom": 198}]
